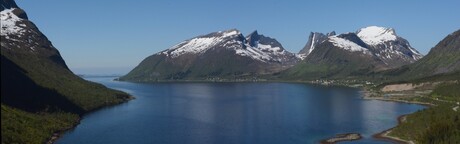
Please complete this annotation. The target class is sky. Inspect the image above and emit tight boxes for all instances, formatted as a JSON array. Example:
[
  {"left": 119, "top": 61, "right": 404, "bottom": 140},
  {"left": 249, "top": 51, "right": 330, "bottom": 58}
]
[{"left": 16, "top": 0, "right": 460, "bottom": 75}]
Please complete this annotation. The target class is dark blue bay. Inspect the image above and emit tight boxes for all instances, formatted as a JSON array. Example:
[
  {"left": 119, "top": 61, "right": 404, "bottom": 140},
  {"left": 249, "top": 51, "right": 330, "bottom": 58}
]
[{"left": 57, "top": 77, "right": 425, "bottom": 144}]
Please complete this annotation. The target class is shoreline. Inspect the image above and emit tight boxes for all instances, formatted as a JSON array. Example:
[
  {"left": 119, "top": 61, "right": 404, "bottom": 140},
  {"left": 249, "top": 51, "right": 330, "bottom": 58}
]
[
  {"left": 46, "top": 96, "right": 135, "bottom": 144},
  {"left": 46, "top": 118, "right": 81, "bottom": 144},
  {"left": 372, "top": 115, "right": 414, "bottom": 144},
  {"left": 362, "top": 96, "right": 434, "bottom": 107},
  {"left": 363, "top": 89, "right": 433, "bottom": 144}
]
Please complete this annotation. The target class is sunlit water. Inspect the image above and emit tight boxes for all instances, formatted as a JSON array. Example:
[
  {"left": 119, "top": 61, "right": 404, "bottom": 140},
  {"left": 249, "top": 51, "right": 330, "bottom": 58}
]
[{"left": 57, "top": 77, "right": 425, "bottom": 144}]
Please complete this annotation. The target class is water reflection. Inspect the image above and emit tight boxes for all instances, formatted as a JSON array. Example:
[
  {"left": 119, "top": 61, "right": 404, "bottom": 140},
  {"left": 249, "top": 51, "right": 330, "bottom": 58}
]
[{"left": 57, "top": 78, "right": 425, "bottom": 144}]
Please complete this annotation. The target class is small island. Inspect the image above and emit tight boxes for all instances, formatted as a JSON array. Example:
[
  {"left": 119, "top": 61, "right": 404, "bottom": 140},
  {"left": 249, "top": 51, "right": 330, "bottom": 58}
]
[{"left": 320, "top": 133, "right": 362, "bottom": 144}]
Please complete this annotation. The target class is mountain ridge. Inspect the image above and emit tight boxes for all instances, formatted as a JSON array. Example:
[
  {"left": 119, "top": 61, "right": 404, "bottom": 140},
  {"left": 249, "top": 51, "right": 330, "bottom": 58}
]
[
  {"left": 281, "top": 26, "right": 424, "bottom": 80},
  {"left": 380, "top": 29, "right": 460, "bottom": 81},
  {"left": 120, "top": 29, "right": 300, "bottom": 81}
]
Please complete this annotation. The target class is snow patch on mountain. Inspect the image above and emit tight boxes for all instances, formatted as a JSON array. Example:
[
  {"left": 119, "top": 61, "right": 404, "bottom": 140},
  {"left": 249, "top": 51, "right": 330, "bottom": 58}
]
[
  {"left": 243, "top": 41, "right": 289, "bottom": 62},
  {"left": 235, "top": 45, "right": 272, "bottom": 62},
  {"left": 1, "top": 8, "right": 24, "bottom": 36},
  {"left": 166, "top": 37, "right": 221, "bottom": 57},
  {"left": 221, "top": 30, "right": 239, "bottom": 38},
  {"left": 164, "top": 30, "right": 241, "bottom": 58},
  {"left": 296, "top": 53, "right": 307, "bottom": 60},
  {"left": 256, "top": 43, "right": 285, "bottom": 55},
  {"left": 357, "top": 26, "right": 397, "bottom": 45},
  {"left": 408, "top": 46, "right": 423, "bottom": 60},
  {"left": 328, "top": 36, "right": 369, "bottom": 54}
]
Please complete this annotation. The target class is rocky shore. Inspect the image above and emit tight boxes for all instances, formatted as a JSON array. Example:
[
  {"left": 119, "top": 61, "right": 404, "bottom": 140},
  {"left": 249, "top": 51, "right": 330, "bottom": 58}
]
[{"left": 320, "top": 133, "right": 362, "bottom": 144}]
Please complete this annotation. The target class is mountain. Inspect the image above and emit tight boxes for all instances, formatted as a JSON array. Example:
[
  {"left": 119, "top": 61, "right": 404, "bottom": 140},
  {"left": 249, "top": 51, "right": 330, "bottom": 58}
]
[
  {"left": 120, "top": 29, "right": 299, "bottom": 81},
  {"left": 382, "top": 29, "right": 460, "bottom": 81},
  {"left": 298, "top": 31, "right": 335, "bottom": 59},
  {"left": 282, "top": 26, "right": 423, "bottom": 80},
  {"left": 1, "top": 0, "right": 132, "bottom": 143},
  {"left": 356, "top": 26, "right": 423, "bottom": 67}
]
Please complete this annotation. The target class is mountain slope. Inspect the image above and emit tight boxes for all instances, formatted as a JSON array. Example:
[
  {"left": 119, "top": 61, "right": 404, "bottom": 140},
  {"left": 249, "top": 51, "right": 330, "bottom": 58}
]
[
  {"left": 281, "top": 26, "right": 423, "bottom": 80},
  {"left": 1, "top": 1, "right": 131, "bottom": 113},
  {"left": 382, "top": 29, "right": 460, "bottom": 81},
  {"left": 282, "top": 33, "right": 384, "bottom": 80},
  {"left": 1, "top": 0, "right": 132, "bottom": 143},
  {"left": 120, "top": 29, "right": 299, "bottom": 81}
]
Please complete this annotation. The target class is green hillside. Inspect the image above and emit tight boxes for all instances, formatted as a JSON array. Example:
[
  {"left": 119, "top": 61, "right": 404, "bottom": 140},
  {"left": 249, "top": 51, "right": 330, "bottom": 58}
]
[{"left": 0, "top": 1, "right": 133, "bottom": 143}]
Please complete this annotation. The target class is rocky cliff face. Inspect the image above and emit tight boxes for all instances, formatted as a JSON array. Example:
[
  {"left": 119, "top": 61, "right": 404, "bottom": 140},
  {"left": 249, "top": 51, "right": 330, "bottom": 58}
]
[{"left": 298, "top": 31, "right": 335, "bottom": 59}]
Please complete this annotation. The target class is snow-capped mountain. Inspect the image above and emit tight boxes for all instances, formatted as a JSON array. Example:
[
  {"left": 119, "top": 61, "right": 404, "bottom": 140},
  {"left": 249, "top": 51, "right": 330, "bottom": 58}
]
[
  {"left": 1, "top": 2, "right": 64, "bottom": 61},
  {"left": 283, "top": 26, "right": 424, "bottom": 80},
  {"left": 245, "top": 30, "right": 300, "bottom": 65},
  {"left": 297, "top": 26, "right": 423, "bottom": 68},
  {"left": 161, "top": 29, "right": 298, "bottom": 64},
  {"left": 356, "top": 26, "right": 423, "bottom": 67},
  {"left": 121, "top": 29, "right": 299, "bottom": 81}
]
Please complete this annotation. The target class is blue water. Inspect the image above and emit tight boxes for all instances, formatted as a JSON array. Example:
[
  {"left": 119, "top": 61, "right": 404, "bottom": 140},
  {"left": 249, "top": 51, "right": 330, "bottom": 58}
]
[{"left": 57, "top": 77, "right": 425, "bottom": 144}]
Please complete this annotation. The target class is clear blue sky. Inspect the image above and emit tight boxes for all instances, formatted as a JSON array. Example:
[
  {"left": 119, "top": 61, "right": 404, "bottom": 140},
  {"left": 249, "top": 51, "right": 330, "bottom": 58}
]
[{"left": 16, "top": 0, "right": 460, "bottom": 74}]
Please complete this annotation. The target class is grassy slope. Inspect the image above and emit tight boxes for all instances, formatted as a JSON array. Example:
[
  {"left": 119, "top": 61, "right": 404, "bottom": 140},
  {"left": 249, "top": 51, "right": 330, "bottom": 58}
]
[
  {"left": 376, "top": 30, "right": 460, "bottom": 83},
  {"left": 120, "top": 49, "right": 272, "bottom": 82},
  {"left": 1, "top": 52, "right": 133, "bottom": 144},
  {"left": 1, "top": 105, "right": 79, "bottom": 144},
  {"left": 1, "top": 8, "right": 132, "bottom": 143},
  {"left": 1, "top": 50, "right": 133, "bottom": 144},
  {"left": 389, "top": 83, "right": 460, "bottom": 143},
  {"left": 2, "top": 50, "right": 132, "bottom": 112},
  {"left": 279, "top": 41, "right": 382, "bottom": 81}
]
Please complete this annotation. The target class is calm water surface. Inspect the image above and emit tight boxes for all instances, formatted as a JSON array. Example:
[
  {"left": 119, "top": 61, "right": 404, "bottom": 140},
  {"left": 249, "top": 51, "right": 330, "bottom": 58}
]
[{"left": 57, "top": 77, "right": 425, "bottom": 144}]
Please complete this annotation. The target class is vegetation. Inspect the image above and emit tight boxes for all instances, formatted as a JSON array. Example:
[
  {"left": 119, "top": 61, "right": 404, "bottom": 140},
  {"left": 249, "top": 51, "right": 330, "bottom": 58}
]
[
  {"left": 389, "top": 83, "right": 460, "bottom": 143},
  {"left": 1, "top": 27, "right": 132, "bottom": 144},
  {"left": 1, "top": 51, "right": 132, "bottom": 112},
  {"left": 1, "top": 104, "right": 79, "bottom": 144},
  {"left": 119, "top": 51, "right": 277, "bottom": 82},
  {"left": 1, "top": 52, "right": 133, "bottom": 144}
]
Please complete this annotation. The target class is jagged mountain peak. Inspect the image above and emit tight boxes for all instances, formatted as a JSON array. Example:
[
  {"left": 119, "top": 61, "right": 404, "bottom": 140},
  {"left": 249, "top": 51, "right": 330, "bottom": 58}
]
[
  {"left": 246, "top": 30, "right": 261, "bottom": 46},
  {"left": 356, "top": 26, "right": 397, "bottom": 45},
  {"left": 160, "top": 29, "right": 297, "bottom": 64},
  {"left": 246, "top": 30, "right": 284, "bottom": 49},
  {"left": 298, "top": 31, "right": 335, "bottom": 58},
  {"left": 327, "top": 31, "right": 336, "bottom": 36},
  {"left": 1, "top": 0, "right": 19, "bottom": 11},
  {"left": 247, "top": 30, "right": 259, "bottom": 37}
]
